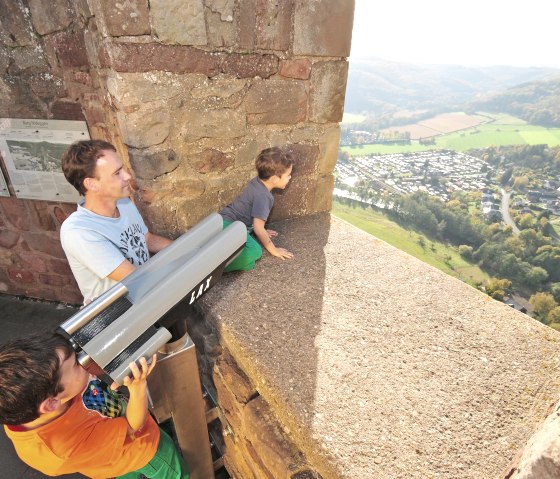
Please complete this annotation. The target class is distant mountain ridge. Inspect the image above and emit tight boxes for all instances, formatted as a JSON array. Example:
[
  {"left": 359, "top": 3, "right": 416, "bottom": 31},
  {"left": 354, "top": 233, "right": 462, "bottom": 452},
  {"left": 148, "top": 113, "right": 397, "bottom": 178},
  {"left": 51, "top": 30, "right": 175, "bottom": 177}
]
[{"left": 345, "top": 57, "right": 560, "bottom": 120}]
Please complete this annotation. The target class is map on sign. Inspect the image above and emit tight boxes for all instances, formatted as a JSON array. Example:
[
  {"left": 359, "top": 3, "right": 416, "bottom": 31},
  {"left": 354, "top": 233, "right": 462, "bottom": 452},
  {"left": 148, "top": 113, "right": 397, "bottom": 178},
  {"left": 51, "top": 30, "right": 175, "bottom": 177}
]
[{"left": 0, "top": 118, "right": 90, "bottom": 202}]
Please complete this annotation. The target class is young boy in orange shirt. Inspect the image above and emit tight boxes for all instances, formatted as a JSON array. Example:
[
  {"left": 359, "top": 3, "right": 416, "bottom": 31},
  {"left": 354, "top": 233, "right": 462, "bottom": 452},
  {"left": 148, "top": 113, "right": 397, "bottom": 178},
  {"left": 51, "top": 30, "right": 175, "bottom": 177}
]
[{"left": 0, "top": 333, "right": 188, "bottom": 479}]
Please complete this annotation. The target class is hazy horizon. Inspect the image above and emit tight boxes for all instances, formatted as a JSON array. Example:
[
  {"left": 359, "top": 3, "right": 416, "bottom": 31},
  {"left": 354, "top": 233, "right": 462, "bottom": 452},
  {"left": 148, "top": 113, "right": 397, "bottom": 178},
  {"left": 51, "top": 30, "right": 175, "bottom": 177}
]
[{"left": 351, "top": 0, "right": 560, "bottom": 69}]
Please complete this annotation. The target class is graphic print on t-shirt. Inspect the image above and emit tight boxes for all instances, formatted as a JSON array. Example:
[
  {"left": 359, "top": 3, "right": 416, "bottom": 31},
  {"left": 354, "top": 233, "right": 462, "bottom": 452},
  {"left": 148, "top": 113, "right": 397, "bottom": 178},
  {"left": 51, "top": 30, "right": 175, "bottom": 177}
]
[{"left": 119, "top": 223, "right": 149, "bottom": 265}]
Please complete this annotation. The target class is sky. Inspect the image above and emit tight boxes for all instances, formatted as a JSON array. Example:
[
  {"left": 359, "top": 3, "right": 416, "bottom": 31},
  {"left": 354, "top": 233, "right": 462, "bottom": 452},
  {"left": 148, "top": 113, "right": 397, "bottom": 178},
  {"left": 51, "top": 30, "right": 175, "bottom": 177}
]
[{"left": 350, "top": 0, "right": 560, "bottom": 68}]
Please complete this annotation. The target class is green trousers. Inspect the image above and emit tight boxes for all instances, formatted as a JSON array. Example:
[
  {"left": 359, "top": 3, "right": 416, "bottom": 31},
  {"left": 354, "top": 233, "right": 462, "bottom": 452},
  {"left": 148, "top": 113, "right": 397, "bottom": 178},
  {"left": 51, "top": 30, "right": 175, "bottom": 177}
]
[
  {"left": 117, "top": 429, "right": 189, "bottom": 479},
  {"left": 223, "top": 220, "right": 263, "bottom": 272}
]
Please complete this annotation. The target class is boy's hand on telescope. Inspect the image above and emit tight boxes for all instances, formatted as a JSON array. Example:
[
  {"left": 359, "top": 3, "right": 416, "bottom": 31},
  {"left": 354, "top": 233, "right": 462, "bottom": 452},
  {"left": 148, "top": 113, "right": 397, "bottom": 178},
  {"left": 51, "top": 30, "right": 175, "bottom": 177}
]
[{"left": 123, "top": 354, "right": 157, "bottom": 390}]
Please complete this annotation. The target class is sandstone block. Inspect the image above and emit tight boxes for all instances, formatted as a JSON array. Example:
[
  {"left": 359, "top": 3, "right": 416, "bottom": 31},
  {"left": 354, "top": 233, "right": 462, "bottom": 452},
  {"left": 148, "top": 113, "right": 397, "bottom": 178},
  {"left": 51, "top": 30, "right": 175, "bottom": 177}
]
[
  {"left": 151, "top": 0, "right": 207, "bottom": 45},
  {"left": 57, "top": 286, "right": 82, "bottom": 305},
  {"left": 0, "top": 0, "right": 34, "bottom": 46},
  {"left": 51, "top": 100, "right": 86, "bottom": 121},
  {"left": 206, "top": 9, "right": 236, "bottom": 48},
  {"left": 0, "top": 230, "right": 19, "bottom": 249},
  {"left": 28, "top": 0, "right": 72, "bottom": 35},
  {"left": 49, "top": 258, "right": 73, "bottom": 276},
  {"left": 29, "top": 73, "right": 66, "bottom": 103},
  {"left": 312, "top": 174, "right": 334, "bottom": 213},
  {"left": 309, "top": 61, "right": 348, "bottom": 123},
  {"left": 47, "top": 31, "right": 89, "bottom": 67},
  {"left": 99, "top": 0, "right": 150, "bottom": 36},
  {"left": 30, "top": 202, "right": 57, "bottom": 231},
  {"left": 269, "top": 175, "right": 312, "bottom": 222},
  {"left": 317, "top": 124, "right": 340, "bottom": 175},
  {"left": 286, "top": 144, "right": 319, "bottom": 176},
  {"left": 17, "top": 253, "right": 47, "bottom": 273},
  {"left": 207, "top": 0, "right": 235, "bottom": 21},
  {"left": 280, "top": 59, "right": 312, "bottom": 80},
  {"left": 128, "top": 147, "right": 180, "bottom": 180},
  {"left": 215, "top": 350, "right": 256, "bottom": 404},
  {"left": 101, "top": 43, "right": 221, "bottom": 76},
  {"left": 242, "top": 396, "right": 303, "bottom": 479},
  {"left": 116, "top": 103, "right": 171, "bottom": 148},
  {"left": 1, "top": 198, "right": 31, "bottom": 230},
  {"left": 22, "top": 232, "right": 66, "bottom": 258},
  {"left": 180, "top": 108, "right": 246, "bottom": 140},
  {"left": 255, "top": 0, "right": 293, "bottom": 51},
  {"left": 39, "top": 273, "right": 69, "bottom": 286},
  {"left": 245, "top": 79, "right": 307, "bottom": 125},
  {"left": 238, "top": 0, "right": 256, "bottom": 49},
  {"left": 194, "top": 149, "right": 234, "bottom": 174},
  {"left": 220, "top": 53, "right": 279, "bottom": 79},
  {"left": 8, "top": 47, "right": 49, "bottom": 75},
  {"left": 293, "top": 0, "right": 354, "bottom": 57},
  {"left": 7, "top": 267, "right": 34, "bottom": 284}
]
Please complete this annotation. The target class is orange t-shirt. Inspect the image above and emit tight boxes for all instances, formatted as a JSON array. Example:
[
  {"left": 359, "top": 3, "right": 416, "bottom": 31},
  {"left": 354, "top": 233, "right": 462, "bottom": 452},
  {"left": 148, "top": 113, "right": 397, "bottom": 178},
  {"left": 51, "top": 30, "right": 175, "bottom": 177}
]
[{"left": 4, "top": 396, "right": 160, "bottom": 479}]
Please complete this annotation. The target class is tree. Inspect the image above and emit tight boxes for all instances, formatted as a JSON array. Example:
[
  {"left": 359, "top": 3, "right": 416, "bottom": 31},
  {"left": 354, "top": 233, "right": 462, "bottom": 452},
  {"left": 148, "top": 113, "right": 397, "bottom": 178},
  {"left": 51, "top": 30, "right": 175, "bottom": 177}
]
[
  {"left": 548, "top": 307, "right": 560, "bottom": 324},
  {"left": 529, "top": 292, "right": 558, "bottom": 323},
  {"left": 458, "top": 245, "right": 473, "bottom": 259},
  {"left": 524, "top": 266, "right": 548, "bottom": 288}
]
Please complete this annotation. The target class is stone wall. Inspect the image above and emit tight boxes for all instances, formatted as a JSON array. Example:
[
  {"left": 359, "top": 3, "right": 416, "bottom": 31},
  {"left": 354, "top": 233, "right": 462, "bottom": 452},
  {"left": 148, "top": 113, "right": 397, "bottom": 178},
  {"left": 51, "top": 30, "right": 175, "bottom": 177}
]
[{"left": 0, "top": 0, "right": 355, "bottom": 302}]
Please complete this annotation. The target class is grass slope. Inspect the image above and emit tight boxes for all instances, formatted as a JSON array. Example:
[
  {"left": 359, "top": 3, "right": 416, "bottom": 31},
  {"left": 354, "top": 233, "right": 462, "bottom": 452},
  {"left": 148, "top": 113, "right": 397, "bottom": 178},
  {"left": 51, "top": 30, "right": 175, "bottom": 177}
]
[{"left": 332, "top": 201, "right": 490, "bottom": 287}]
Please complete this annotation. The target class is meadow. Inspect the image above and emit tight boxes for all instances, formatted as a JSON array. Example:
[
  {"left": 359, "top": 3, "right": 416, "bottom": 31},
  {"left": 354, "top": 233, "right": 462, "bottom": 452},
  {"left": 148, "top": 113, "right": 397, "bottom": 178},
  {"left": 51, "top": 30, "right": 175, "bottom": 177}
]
[
  {"left": 331, "top": 200, "right": 490, "bottom": 287},
  {"left": 341, "top": 112, "right": 560, "bottom": 155}
]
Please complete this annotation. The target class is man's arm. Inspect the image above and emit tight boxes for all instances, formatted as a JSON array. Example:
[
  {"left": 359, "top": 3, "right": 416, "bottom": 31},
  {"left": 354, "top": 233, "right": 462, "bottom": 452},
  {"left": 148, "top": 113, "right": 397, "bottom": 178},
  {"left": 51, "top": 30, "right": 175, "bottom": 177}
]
[
  {"left": 145, "top": 232, "right": 173, "bottom": 254},
  {"left": 107, "top": 259, "right": 136, "bottom": 282},
  {"left": 253, "top": 218, "right": 293, "bottom": 259}
]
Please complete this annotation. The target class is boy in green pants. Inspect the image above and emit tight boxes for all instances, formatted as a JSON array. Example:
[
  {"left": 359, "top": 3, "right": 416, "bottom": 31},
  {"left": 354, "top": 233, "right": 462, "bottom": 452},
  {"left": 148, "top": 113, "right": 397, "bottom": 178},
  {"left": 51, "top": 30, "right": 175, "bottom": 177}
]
[
  {"left": 0, "top": 333, "right": 188, "bottom": 479},
  {"left": 220, "top": 146, "right": 294, "bottom": 271}
]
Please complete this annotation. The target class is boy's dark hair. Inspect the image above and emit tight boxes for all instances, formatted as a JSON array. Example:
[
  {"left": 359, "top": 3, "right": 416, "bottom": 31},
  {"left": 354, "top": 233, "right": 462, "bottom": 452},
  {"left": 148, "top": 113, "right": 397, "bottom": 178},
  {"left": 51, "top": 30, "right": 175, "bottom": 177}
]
[
  {"left": 61, "top": 140, "right": 117, "bottom": 195},
  {"left": 255, "top": 147, "right": 293, "bottom": 180},
  {"left": 0, "top": 333, "right": 74, "bottom": 425}
]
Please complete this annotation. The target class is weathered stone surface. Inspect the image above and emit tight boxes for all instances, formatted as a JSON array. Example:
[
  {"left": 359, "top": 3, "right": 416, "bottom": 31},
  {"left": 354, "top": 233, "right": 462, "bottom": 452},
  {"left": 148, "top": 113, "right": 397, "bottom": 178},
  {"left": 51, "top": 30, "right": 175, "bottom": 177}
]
[
  {"left": 0, "top": 230, "right": 19, "bottom": 248},
  {"left": 317, "top": 124, "right": 340, "bottom": 175},
  {"left": 206, "top": 9, "right": 236, "bottom": 48},
  {"left": 216, "top": 350, "right": 256, "bottom": 404},
  {"left": 309, "top": 61, "right": 348, "bottom": 123},
  {"left": 269, "top": 175, "right": 312, "bottom": 221},
  {"left": 18, "top": 252, "right": 47, "bottom": 273},
  {"left": 293, "top": 0, "right": 355, "bottom": 56},
  {"left": 0, "top": 76, "right": 47, "bottom": 118},
  {"left": 180, "top": 108, "right": 246, "bottom": 140},
  {"left": 39, "top": 273, "right": 69, "bottom": 286},
  {"left": 0, "top": 0, "right": 34, "bottom": 46},
  {"left": 151, "top": 0, "right": 207, "bottom": 45},
  {"left": 7, "top": 267, "right": 34, "bottom": 284},
  {"left": 190, "top": 75, "right": 248, "bottom": 100},
  {"left": 238, "top": 0, "right": 256, "bottom": 49},
  {"left": 194, "top": 149, "right": 234, "bottom": 174},
  {"left": 286, "top": 144, "right": 319, "bottom": 176},
  {"left": 220, "top": 53, "right": 279, "bottom": 79},
  {"left": 47, "top": 31, "right": 89, "bottom": 67},
  {"left": 100, "top": 43, "right": 221, "bottom": 76},
  {"left": 51, "top": 100, "right": 86, "bottom": 121},
  {"left": 29, "top": 202, "right": 56, "bottom": 231},
  {"left": 129, "top": 147, "right": 180, "bottom": 180},
  {"left": 245, "top": 79, "right": 307, "bottom": 125},
  {"left": 29, "top": 73, "right": 65, "bottom": 102},
  {"left": 8, "top": 46, "right": 49, "bottom": 74},
  {"left": 27, "top": 0, "right": 72, "bottom": 35},
  {"left": 99, "top": 0, "right": 150, "bottom": 36},
  {"left": 279, "top": 59, "right": 312, "bottom": 80},
  {"left": 255, "top": 0, "right": 292, "bottom": 51},
  {"left": 49, "top": 258, "right": 73, "bottom": 276},
  {"left": 0, "top": 198, "right": 31, "bottom": 230},
  {"left": 82, "top": 93, "right": 108, "bottom": 126},
  {"left": 22, "top": 232, "right": 65, "bottom": 258},
  {"left": 312, "top": 174, "right": 334, "bottom": 212},
  {"left": 206, "top": 0, "right": 235, "bottom": 21},
  {"left": 116, "top": 103, "right": 171, "bottom": 148},
  {"left": 506, "top": 400, "right": 560, "bottom": 479}
]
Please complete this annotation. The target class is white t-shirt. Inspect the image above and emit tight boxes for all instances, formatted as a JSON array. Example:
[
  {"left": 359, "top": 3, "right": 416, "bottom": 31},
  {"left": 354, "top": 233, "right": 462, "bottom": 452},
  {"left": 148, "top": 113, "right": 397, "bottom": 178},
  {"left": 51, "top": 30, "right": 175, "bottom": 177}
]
[{"left": 60, "top": 198, "right": 149, "bottom": 303}]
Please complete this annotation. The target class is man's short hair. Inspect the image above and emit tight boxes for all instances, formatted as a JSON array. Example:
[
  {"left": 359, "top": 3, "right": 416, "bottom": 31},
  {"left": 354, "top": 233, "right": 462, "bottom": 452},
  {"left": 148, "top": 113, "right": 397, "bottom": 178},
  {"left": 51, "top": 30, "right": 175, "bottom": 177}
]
[
  {"left": 0, "top": 333, "right": 74, "bottom": 425},
  {"left": 255, "top": 147, "right": 293, "bottom": 180},
  {"left": 61, "top": 140, "right": 117, "bottom": 196}
]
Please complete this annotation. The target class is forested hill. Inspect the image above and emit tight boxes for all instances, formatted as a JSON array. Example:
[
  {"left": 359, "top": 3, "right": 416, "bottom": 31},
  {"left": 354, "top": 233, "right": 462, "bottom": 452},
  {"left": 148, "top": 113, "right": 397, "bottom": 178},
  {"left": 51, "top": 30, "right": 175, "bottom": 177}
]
[
  {"left": 469, "top": 76, "right": 560, "bottom": 127},
  {"left": 345, "top": 57, "right": 559, "bottom": 119}
]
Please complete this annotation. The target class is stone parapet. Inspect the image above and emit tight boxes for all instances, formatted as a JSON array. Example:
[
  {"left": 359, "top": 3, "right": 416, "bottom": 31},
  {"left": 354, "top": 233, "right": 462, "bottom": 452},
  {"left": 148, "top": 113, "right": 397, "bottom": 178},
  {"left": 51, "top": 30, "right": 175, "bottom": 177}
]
[{"left": 198, "top": 214, "right": 560, "bottom": 479}]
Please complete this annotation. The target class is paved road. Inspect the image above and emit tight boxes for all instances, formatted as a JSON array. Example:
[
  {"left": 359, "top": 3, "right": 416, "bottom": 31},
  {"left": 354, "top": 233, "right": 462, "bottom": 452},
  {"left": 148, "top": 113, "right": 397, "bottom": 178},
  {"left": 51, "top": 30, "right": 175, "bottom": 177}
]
[{"left": 501, "top": 188, "right": 520, "bottom": 234}]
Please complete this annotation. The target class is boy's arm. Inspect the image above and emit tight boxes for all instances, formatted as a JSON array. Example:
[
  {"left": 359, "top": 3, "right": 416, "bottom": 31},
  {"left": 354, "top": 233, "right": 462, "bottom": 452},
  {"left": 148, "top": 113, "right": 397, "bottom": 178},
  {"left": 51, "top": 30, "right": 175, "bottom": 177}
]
[
  {"left": 253, "top": 218, "right": 293, "bottom": 260},
  {"left": 122, "top": 355, "right": 157, "bottom": 434}
]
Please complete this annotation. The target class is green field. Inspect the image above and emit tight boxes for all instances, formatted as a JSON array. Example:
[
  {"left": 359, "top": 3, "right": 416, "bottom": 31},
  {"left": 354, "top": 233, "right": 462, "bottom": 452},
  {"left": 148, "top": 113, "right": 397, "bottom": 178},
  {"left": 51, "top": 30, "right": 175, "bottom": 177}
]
[
  {"left": 341, "top": 112, "right": 560, "bottom": 155},
  {"left": 342, "top": 112, "right": 367, "bottom": 124},
  {"left": 331, "top": 200, "right": 490, "bottom": 287}
]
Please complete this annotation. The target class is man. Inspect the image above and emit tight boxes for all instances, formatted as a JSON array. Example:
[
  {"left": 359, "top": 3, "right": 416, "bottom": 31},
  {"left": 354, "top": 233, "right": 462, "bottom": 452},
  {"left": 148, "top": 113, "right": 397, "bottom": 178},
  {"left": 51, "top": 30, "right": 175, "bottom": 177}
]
[{"left": 60, "top": 140, "right": 172, "bottom": 304}]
